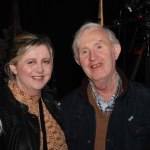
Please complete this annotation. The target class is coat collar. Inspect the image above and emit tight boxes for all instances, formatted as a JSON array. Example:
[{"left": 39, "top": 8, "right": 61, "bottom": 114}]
[{"left": 79, "top": 66, "right": 128, "bottom": 100}]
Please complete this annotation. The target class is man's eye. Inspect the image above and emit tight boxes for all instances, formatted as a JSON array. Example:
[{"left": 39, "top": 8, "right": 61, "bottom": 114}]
[
  {"left": 80, "top": 49, "right": 88, "bottom": 56},
  {"left": 97, "top": 45, "right": 102, "bottom": 49},
  {"left": 82, "top": 50, "right": 87, "bottom": 54}
]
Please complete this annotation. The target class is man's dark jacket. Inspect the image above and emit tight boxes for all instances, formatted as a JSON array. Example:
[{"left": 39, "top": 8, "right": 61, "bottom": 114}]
[
  {"left": 61, "top": 71, "right": 150, "bottom": 150},
  {"left": 0, "top": 82, "right": 62, "bottom": 150}
]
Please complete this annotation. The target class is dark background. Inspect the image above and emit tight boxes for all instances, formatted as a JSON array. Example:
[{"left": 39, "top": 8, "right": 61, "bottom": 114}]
[{"left": 0, "top": 0, "right": 150, "bottom": 97}]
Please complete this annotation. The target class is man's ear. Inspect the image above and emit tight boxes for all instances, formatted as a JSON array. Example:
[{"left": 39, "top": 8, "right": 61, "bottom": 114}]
[
  {"left": 9, "top": 65, "right": 17, "bottom": 75},
  {"left": 114, "top": 44, "right": 121, "bottom": 60},
  {"left": 75, "top": 59, "right": 81, "bottom": 66}
]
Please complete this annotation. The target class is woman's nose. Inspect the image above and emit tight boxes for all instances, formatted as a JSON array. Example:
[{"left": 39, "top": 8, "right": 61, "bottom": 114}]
[{"left": 36, "top": 64, "right": 43, "bottom": 73}]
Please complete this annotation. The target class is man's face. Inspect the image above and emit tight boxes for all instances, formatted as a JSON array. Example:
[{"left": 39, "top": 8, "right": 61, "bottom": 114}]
[{"left": 76, "top": 28, "right": 121, "bottom": 83}]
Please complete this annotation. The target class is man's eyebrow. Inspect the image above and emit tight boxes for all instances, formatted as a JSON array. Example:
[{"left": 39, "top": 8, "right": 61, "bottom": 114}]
[{"left": 95, "top": 40, "right": 104, "bottom": 44}]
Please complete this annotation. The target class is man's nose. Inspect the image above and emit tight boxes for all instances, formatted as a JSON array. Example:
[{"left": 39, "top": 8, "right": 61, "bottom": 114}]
[{"left": 89, "top": 51, "right": 96, "bottom": 61}]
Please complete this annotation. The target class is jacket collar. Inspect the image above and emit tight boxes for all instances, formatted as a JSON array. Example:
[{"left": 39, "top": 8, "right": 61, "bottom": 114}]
[{"left": 79, "top": 66, "right": 128, "bottom": 100}]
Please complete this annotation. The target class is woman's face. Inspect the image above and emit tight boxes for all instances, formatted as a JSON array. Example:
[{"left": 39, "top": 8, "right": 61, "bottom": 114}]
[{"left": 10, "top": 44, "right": 53, "bottom": 96}]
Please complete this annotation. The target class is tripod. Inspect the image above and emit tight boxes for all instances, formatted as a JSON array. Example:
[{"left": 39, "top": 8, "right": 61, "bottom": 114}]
[
  {"left": 130, "top": 31, "right": 150, "bottom": 84},
  {"left": 111, "top": 0, "right": 150, "bottom": 84}
]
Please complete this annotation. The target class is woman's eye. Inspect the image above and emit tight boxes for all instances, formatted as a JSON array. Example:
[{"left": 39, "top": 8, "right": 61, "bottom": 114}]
[
  {"left": 27, "top": 61, "right": 34, "bottom": 64},
  {"left": 44, "top": 60, "right": 50, "bottom": 64}
]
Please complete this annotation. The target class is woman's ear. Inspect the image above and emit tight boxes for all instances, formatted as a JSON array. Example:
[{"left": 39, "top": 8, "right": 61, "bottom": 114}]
[{"left": 9, "top": 65, "right": 17, "bottom": 75}]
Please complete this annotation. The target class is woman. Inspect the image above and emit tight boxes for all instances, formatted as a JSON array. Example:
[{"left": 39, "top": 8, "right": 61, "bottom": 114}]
[{"left": 0, "top": 32, "right": 68, "bottom": 150}]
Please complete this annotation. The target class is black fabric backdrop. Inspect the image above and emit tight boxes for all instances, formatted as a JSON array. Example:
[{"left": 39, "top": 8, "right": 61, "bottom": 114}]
[{"left": 1, "top": 0, "right": 147, "bottom": 97}]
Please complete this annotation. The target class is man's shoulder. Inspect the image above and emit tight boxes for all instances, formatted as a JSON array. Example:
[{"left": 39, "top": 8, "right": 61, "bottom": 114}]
[
  {"left": 61, "top": 87, "right": 83, "bottom": 107},
  {"left": 128, "top": 80, "right": 150, "bottom": 93},
  {"left": 127, "top": 81, "right": 150, "bottom": 105},
  {"left": 62, "top": 87, "right": 81, "bottom": 99}
]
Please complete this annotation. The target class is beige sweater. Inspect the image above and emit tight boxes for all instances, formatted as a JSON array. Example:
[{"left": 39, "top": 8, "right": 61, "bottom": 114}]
[{"left": 87, "top": 85, "right": 111, "bottom": 150}]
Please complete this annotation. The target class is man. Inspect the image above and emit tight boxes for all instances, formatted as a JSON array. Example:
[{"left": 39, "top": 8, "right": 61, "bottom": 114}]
[{"left": 60, "top": 22, "right": 150, "bottom": 150}]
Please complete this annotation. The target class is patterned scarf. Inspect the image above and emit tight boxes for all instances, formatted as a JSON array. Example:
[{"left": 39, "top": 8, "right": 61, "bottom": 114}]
[
  {"left": 90, "top": 73, "right": 122, "bottom": 113},
  {"left": 8, "top": 80, "right": 68, "bottom": 150}
]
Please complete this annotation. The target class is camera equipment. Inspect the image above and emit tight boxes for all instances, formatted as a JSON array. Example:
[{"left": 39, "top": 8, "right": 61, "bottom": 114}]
[{"left": 113, "top": 0, "right": 150, "bottom": 84}]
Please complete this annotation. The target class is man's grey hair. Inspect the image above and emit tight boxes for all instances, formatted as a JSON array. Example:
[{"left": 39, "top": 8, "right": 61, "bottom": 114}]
[{"left": 72, "top": 22, "right": 120, "bottom": 60}]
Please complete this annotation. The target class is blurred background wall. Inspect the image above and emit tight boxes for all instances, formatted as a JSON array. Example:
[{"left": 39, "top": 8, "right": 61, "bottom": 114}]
[{"left": 0, "top": 0, "right": 150, "bottom": 97}]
